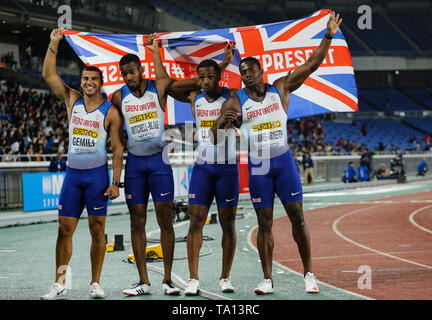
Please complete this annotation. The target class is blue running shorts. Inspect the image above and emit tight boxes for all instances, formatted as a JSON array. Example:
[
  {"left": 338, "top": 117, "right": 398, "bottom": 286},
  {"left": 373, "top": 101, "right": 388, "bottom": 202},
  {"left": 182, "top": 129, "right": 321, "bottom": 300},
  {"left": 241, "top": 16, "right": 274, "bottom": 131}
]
[
  {"left": 188, "top": 162, "right": 239, "bottom": 208},
  {"left": 124, "top": 151, "right": 174, "bottom": 204},
  {"left": 248, "top": 150, "right": 302, "bottom": 208},
  {"left": 58, "top": 164, "right": 109, "bottom": 218}
]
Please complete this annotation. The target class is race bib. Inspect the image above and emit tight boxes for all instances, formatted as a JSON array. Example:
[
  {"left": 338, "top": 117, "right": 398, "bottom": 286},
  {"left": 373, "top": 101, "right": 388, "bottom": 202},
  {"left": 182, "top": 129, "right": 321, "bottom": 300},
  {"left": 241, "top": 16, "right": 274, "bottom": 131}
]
[
  {"left": 128, "top": 110, "right": 160, "bottom": 141},
  {"left": 70, "top": 126, "right": 99, "bottom": 154},
  {"left": 251, "top": 120, "right": 284, "bottom": 150}
]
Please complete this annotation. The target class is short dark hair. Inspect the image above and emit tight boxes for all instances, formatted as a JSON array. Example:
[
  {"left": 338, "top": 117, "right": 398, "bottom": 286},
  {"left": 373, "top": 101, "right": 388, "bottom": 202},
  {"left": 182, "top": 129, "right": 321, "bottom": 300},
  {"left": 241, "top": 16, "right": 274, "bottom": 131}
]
[
  {"left": 119, "top": 54, "right": 141, "bottom": 68},
  {"left": 81, "top": 66, "right": 103, "bottom": 84},
  {"left": 239, "top": 57, "right": 261, "bottom": 70},
  {"left": 197, "top": 59, "right": 221, "bottom": 77}
]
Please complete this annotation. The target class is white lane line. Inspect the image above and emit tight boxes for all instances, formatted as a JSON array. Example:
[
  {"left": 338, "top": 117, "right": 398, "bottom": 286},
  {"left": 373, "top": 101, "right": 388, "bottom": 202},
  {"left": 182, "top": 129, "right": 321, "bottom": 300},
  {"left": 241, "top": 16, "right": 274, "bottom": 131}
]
[
  {"left": 246, "top": 224, "right": 373, "bottom": 300},
  {"left": 147, "top": 264, "right": 231, "bottom": 301},
  {"left": 277, "top": 249, "right": 432, "bottom": 262},
  {"left": 145, "top": 220, "right": 231, "bottom": 300},
  {"left": 304, "top": 184, "right": 420, "bottom": 198},
  {"left": 409, "top": 205, "right": 432, "bottom": 234},
  {"left": 146, "top": 220, "right": 190, "bottom": 237},
  {"left": 341, "top": 267, "right": 430, "bottom": 273},
  {"left": 332, "top": 205, "right": 432, "bottom": 270}
]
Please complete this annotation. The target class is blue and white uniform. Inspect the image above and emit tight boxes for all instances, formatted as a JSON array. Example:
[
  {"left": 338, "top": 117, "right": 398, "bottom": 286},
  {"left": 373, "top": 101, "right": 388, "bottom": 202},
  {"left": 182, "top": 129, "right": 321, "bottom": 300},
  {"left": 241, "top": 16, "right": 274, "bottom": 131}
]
[
  {"left": 188, "top": 87, "right": 239, "bottom": 208},
  {"left": 237, "top": 84, "right": 302, "bottom": 208},
  {"left": 58, "top": 97, "right": 111, "bottom": 218},
  {"left": 120, "top": 79, "right": 174, "bottom": 204}
]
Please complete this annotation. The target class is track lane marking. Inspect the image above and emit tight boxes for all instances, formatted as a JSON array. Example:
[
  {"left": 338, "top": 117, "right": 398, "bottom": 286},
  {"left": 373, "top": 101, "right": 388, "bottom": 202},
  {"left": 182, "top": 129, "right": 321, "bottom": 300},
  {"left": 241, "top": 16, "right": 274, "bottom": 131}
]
[
  {"left": 246, "top": 223, "right": 372, "bottom": 300},
  {"left": 409, "top": 205, "right": 432, "bottom": 234},
  {"left": 332, "top": 205, "right": 432, "bottom": 270},
  {"left": 277, "top": 249, "right": 432, "bottom": 262}
]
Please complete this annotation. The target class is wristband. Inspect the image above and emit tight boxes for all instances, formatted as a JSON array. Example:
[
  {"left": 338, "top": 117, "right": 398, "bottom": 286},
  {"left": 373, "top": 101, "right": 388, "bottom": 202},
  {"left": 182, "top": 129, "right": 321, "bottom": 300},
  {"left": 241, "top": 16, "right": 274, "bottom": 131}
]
[
  {"left": 324, "top": 34, "right": 333, "bottom": 40},
  {"left": 48, "top": 45, "right": 57, "bottom": 54},
  {"left": 112, "top": 180, "right": 124, "bottom": 188}
]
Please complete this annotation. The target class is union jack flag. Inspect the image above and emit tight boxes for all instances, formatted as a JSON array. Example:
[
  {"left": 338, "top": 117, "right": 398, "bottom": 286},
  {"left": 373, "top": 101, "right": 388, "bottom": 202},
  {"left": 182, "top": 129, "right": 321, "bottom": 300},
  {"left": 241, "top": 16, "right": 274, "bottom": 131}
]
[{"left": 63, "top": 9, "right": 357, "bottom": 124}]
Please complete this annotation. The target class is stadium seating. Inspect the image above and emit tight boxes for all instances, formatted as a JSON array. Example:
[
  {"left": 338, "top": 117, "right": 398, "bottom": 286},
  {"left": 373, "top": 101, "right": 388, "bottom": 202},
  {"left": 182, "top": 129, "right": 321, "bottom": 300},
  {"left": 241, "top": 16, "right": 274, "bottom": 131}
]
[
  {"left": 150, "top": 0, "right": 251, "bottom": 29},
  {"left": 402, "top": 117, "right": 432, "bottom": 135},
  {"left": 399, "top": 87, "right": 432, "bottom": 110},
  {"left": 357, "top": 98, "right": 380, "bottom": 113},
  {"left": 340, "top": 11, "right": 419, "bottom": 56},
  {"left": 321, "top": 117, "right": 429, "bottom": 152},
  {"left": 358, "top": 87, "right": 425, "bottom": 112},
  {"left": 388, "top": 10, "right": 432, "bottom": 54},
  {"left": 341, "top": 27, "right": 372, "bottom": 56}
]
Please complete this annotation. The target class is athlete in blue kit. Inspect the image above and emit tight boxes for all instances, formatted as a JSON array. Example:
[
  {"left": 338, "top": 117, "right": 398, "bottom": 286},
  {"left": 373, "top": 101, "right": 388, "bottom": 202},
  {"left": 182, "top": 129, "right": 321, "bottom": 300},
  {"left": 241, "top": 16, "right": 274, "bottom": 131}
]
[
  {"left": 165, "top": 45, "right": 238, "bottom": 295},
  {"left": 111, "top": 35, "right": 184, "bottom": 295},
  {"left": 212, "top": 12, "right": 342, "bottom": 294},
  {"left": 40, "top": 29, "right": 124, "bottom": 300}
]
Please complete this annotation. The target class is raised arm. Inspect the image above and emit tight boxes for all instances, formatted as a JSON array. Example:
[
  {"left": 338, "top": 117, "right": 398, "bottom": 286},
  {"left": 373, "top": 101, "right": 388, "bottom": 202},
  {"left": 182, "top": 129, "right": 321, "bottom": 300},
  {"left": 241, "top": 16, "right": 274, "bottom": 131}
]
[
  {"left": 145, "top": 34, "right": 173, "bottom": 109},
  {"left": 218, "top": 42, "right": 235, "bottom": 73},
  {"left": 167, "top": 42, "right": 236, "bottom": 103},
  {"left": 273, "top": 12, "right": 342, "bottom": 96},
  {"left": 42, "top": 28, "right": 81, "bottom": 118},
  {"left": 104, "top": 106, "right": 124, "bottom": 200}
]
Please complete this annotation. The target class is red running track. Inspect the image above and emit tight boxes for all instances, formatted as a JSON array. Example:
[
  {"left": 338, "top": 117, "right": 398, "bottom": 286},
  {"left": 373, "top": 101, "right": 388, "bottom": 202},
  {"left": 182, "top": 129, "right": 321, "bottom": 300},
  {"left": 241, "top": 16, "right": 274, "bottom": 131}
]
[{"left": 250, "top": 191, "right": 432, "bottom": 300}]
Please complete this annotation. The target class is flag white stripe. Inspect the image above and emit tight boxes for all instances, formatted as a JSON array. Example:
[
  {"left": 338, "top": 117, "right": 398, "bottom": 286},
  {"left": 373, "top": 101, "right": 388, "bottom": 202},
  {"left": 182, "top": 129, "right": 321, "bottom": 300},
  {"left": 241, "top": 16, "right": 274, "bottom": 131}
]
[
  {"left": 70, "top": 36, "right": 124, "bottom": 64},
  {"left": 313, "top": 66, "right": 355, "bottom": 75},
  {"left": 309, "top": 74, "right": 358, "bottom": 104},
  {"left": 167, "top": 96, "right": 176, "bottom": 125},
  {"left": 292, "top": 84, "right": 354, "bottom": 112}
]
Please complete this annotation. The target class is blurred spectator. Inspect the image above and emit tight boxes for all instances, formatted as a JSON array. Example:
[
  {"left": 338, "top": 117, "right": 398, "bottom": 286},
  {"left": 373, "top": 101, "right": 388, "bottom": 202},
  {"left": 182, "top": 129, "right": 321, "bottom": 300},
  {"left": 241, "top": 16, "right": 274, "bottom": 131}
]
[
  {"left": 1, "top": 52, "right": 17, "bottom": 71},
  {"left": 293, "top": 153, "right": 301, "bottom": 173},
  {"left": 49, "top": 153, "right": 67, "bottom": 172},
  {"left": 361, "top": 123, "right": 367, "bottom": 136},
  {"left": 2, "top": 147, "right": 15, "bottom": 161},
  {"left": 384, "top": 95, "right": 390, "bottom": 108},
  {"left": 358, "top": 164, "right": 370, "bottom": 182},
  {"left": 342, "top": 161, "right": 358, "bottom": 183},
  {"left": 375, "top": 163, "right": 391, "bottom": 180},
  {"left": 0, "top": 78, "right": 69, "bottom": 160},
  {"left": 360, "top": 148, "right": 373, "bottom": 172},
  {"left": 303, "top": 151, "right": 315, "bottom": 184},
  {"left": 417, "top": 158, "right": 429, "bottom": 176},
  {"left": 336, "top": 137, "right": 343, "bottom": 150}
]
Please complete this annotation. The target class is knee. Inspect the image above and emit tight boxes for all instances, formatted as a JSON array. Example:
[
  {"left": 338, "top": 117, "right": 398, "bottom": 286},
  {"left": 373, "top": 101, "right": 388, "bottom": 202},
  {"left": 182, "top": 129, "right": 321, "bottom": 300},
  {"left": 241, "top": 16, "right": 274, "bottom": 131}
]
[
  {"left": 188, "top": 210, "right": 206, "bottom": 233},
  {"left": 130, "top": 215, "right": 146, "bottom": 233},
  {"left": 89, "top": 222, "right": 105, "bottom": 241},
  {"left": 256, "top": 213, "right": 272, "bottom": 234},
  {"left": 287, "top": 204, "right": 305, "bottom": 228},
  {"left": 158, "top": 213, "right": 173, "bottom": 232},
  {"left": 154, "top": 202, "right": 174, "bottom": 230},
  {"left": 221, "top": 220, "right": 236, "bottom": 235},
  {"left": 58, "top": 223, "right": 74, "bottom": 239},
  {"left": 219, "top": 215, "right": 236, "bottom": 235}
]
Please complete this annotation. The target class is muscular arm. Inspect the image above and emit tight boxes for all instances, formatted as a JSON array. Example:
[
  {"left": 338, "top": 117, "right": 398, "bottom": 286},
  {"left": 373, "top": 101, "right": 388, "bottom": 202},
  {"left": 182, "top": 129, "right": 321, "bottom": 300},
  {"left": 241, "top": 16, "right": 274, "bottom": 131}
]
[
  {"left": 42, "top": 28, "right": 81, "bottom": 120},
  {"left": 111, "top": 89, "right": 122, "bottom": 109},
  {"left": 166, "top": 42, "right": 235, "bottom": 103},
  {"left": 209, "top": 94, "right": 241, "bottom": 144},
  {"left": 167, "top": 78, "right": 200, "bottom": 103},
  {"left": 218, "top": 43, "right": 235, "bottom": 73},
  {"left": 145, "top": 35, "right": 173, "bottom": 109},
  {"left": 104, "top": 106, "right": 124, "bottom": 200},
  {"left": 110, "top": 89, "right": 127, "bottom": 146},
  {"left": 273, "top": 12, "right": 342, "bottom": 98}
]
